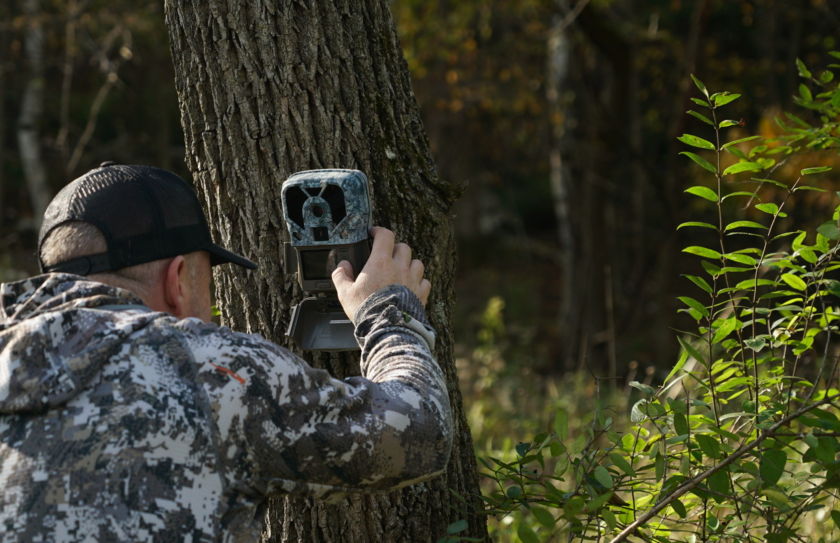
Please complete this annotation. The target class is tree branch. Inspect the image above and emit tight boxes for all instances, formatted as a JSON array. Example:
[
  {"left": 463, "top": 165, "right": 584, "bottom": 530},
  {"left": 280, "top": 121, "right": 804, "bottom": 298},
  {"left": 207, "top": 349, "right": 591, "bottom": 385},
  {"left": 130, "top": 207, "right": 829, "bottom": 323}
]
[{"left": 610, "top": 392, "right": 840, "bottom": 543}]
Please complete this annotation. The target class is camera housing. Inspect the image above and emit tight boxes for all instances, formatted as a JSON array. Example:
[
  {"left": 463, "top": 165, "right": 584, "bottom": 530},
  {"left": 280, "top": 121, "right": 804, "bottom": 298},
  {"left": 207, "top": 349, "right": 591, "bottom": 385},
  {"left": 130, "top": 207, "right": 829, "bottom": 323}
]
[{"left": 281, "top": 169, "right": 372, "bottom": 351}]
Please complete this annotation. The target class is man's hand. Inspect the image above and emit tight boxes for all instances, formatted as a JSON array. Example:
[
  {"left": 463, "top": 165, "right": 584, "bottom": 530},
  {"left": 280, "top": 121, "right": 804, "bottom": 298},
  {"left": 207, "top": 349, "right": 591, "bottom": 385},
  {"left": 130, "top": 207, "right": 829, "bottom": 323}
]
[{"left": 332, "top": 227, "right": 431, "bottom": 321}]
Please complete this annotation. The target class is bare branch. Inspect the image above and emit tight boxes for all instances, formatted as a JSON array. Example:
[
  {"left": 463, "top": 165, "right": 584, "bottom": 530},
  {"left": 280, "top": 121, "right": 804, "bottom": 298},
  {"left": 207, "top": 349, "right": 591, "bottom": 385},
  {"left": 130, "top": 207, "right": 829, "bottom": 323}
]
[{"left": 66, "top": 25, "right": 131, "bottom": 174}]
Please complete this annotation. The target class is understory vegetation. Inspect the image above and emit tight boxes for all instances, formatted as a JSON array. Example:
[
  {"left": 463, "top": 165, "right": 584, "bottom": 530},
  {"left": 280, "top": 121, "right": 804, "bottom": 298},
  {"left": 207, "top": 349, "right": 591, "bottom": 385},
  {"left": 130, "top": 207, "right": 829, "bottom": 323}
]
[{"left": 451, "top": 52, "right": 840, "bottom": 542}]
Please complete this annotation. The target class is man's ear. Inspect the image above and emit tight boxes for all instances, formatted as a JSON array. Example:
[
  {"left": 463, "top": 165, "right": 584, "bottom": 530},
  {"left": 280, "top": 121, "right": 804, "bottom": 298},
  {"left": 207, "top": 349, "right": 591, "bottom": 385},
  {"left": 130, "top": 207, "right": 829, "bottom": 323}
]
[{"left": 163, "top": 255, "right": 188, "bottom": 318}]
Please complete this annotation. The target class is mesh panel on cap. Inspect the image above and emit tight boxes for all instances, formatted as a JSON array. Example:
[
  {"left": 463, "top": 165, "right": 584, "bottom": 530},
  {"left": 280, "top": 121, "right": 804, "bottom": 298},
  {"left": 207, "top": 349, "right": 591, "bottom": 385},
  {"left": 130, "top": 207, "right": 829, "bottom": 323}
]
[{"left": 38, "top": 163, "right": 255, "bottom": 274}]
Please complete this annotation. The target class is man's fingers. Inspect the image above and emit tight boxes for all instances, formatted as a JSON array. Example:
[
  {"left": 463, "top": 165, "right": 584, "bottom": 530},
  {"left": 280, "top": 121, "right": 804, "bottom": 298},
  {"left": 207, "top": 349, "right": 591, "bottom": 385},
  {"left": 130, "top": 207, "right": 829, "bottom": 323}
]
[
  {"left": 369, "top": 227, "right": 395, "bottom": 262},
  {"left": 331, "top": 260, "right": 354, "bottom": 290},
  {"left": 418, "top": 279, "right": 432, "bottom": 306},
  {"left": 393, "top": 242, "right": 412, "bottom": 267},
  {"left": 410, "top": 259, "right": 424, "bottom": 282}
]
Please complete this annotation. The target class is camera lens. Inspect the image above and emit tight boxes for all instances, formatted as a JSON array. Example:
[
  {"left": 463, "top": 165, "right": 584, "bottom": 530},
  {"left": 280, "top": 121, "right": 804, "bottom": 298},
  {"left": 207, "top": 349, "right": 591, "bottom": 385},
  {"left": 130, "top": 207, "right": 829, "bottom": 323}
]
[{"left": 312, "top": 205, "right": 324, "bottom": 217}]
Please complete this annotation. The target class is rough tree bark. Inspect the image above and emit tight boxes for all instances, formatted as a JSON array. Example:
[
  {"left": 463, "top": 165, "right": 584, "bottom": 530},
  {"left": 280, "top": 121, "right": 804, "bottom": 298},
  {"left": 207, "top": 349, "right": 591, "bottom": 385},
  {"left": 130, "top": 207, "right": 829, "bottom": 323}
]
[{"left": 164, "top": 1, "right": 486, "bottom": 542}]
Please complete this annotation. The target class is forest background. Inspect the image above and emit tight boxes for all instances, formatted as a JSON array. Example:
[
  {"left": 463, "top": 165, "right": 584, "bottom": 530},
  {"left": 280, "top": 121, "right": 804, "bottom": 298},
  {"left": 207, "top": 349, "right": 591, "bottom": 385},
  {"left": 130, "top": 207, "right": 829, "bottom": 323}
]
[{"left": 2, "top": 0, "right": 840, "bottom": 539}]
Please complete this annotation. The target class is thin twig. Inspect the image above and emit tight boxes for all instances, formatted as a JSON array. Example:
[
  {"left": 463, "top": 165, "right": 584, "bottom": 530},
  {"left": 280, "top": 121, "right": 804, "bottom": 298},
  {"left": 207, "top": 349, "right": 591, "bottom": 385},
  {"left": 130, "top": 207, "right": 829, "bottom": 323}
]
[{"left": 555, "top": 0, "right": 592, "bottom": 34}]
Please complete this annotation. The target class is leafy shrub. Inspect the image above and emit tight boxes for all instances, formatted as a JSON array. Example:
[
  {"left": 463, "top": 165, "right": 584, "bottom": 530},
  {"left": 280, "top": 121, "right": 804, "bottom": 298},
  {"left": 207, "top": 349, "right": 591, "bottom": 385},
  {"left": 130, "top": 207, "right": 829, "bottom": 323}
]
[{"left": 453, "top": 51, "right": 840, "bottom": 543}]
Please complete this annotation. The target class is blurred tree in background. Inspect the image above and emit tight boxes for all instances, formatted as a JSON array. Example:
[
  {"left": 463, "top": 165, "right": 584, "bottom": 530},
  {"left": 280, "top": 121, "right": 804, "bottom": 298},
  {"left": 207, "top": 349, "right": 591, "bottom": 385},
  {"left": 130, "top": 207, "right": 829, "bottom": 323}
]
[
  {"left": 0, "top": 0, "right": 182, "bottom": 278},
  {"left": 391, "top": 0, "right": 840, "bottom": 381},
  {"left": 2, "top": 0, "right": 840, "bottom": 415}
]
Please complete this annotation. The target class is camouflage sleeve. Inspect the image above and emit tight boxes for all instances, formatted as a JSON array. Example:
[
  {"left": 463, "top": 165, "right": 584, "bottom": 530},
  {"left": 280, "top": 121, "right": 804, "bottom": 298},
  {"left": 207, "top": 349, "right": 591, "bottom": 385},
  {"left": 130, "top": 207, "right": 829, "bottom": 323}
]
[{"left": 185, "top": 285, "right": 452, "bottom": 503}]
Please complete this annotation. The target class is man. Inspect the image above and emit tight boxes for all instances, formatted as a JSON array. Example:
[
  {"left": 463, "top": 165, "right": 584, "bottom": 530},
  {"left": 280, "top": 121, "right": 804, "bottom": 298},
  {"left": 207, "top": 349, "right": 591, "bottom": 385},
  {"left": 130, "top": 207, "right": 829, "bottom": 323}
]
[{"left": 0, "top": 163, "right": 452, "bottom": 542}]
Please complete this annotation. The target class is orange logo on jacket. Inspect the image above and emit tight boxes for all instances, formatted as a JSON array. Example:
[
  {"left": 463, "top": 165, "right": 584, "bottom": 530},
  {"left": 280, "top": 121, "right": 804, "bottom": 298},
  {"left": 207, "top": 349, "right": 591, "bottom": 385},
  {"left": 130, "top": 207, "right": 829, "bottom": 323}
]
[{"left": 210, "top": 363, "right": 246, "bottom": 384}]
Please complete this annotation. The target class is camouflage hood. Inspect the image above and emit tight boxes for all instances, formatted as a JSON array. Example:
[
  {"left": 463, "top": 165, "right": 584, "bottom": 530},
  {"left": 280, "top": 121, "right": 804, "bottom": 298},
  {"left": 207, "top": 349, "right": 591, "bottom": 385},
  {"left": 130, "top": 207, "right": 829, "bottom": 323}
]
[{"left": 0, "top": 273, "right": 150, "bottom": 414}]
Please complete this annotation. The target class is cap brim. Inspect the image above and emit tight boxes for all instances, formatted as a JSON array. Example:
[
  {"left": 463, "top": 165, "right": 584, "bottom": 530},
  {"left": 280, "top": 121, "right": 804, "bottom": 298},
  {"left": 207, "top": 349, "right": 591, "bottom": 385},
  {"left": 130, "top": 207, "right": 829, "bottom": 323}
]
[{"left": 207, "top": 244, "right": 258, "bottom": 269}]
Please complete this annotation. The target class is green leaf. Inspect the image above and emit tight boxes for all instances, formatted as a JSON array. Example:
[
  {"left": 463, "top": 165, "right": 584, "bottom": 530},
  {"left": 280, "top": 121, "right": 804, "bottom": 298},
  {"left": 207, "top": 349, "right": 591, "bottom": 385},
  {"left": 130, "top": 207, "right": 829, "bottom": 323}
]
[
  {"left": 554, "top": 409, "right": 568, "bottom": 441},
  {"left": 760, "top": 449, "right": 787, "bottom": 487},
  {"left": 801, "top": 166, "right": 832, "bottom": 175},
  {"left": 792, "top": 230, "right": 807, "bottom": 251},
  {"left": 735, "top": 278, "right": 775, "bottom": 290},
  {"left": 763, "top": 488, "right": 793, "bottom": 509},
  {"left": 695, "top": 434, "right": 722, "bottom": 459},
  {"left": 818, "top": 222, "right": 840, "bottom": 240},
  {"left": 677, "top": 336, "right": 707, "bottom": 365},
  {"left": 832, "top": 510, "right": 840, "bottom": 529},
  {"left": 655, "top": 451, "right": 665, "bottom": 481},
  {"left": 799, "top": 83, "right": 813, "bottom": 102},
  {"left": 631, "top": 399, "right": 649, "bottom": 423},
  {"left": 680, "top": 151, "right": 717, "bottom": 173},
  {"left": 678, "top": 296, "right": 710, "bottom": 318},
  {"left": 721, "top": 135, "right": 761, "bottom": 149},
  {"left": 517, "top": 522, "right": 539, "bottom": 543},
  {"left": 799, "top": 248, "right": 817, "bottom": 264},
  {"left": 685, "top": 185, "right": 719, "bottom": 202},
  {"left": 726, "top": 146, "right": 748, "bottom": 160},
  {"left": 756, "top": 157, "right": 776, "bottom": 170},
  {"left": 687, "top": 109, "right": 714, "bottom": 126},
  {"left": 702, "top": 260, "right": 721, "bottom": 277},
  {"left": 629, "top": 381, "right": 656, "bottom": 395},
  {"left": 506, "top": 485, "right": 522, "bottom": 499},
  {"left": 780, "top": 273, "right": 807, "bottom": 291},
  {"left": 723, "top": 161, "right": 763, "bottom": 175},
  {"left": 586, "top": 492, "right": 613, "bottom": 512},
  {"left": 725, "top": 252, "right": 757, "bottom": 266},
  {"left": 784, "top": 111, "right": 810, "bottom": 128},
  {"left": 601, "top": 509, "right": 616, "bottom": 531},
  {"left": 564, "top": 495, "right": 585, "bottom": 516},
  {"left": 796, "top": 58, "right": 812, "bottom": 78},
  {"left": 721, "top": 191, "right": 758, "bottom": 201},
  {"left": 755, "top": 202, "right": 780, "bottom": 215},
  {"left": 531, "top": 506, "right": 555, "bottom": 529},
  {"left": 678, "top": 134, "right": 716, "bottom": 150},
  {"left": 691, "top": 74, "right": 709, "bottom": 96},
  {"left": 751, "top": 177, "right": 788, "bottom": 189},
  {"left": 708, "top": 471, "right": 731, "bottom": 503},
  {"left": 713, "top": 316, "right": 739, "bottom": 343},
  {"left": 712, "top": 92, "right": 741, "bottom": 107},
  {"left": 745, "top": 337, "right": 767, "bottom": 352},
  {"left": 725, "top": 220, "right": 766, "bottom": 231},
  {"left": 683, "top": 246, "right": 722, "bottom": 259},
  {"left": 683, "top": 274, "right": 713, "bottom": 294},
  {"left": 609, "top": 452, "right": 635, "bottom": 476},
  {"left": 677, "top": 221, "right": 717, "bottom": 231},
  {"left": 663, "top": 347, "right": 689, "bottom": 387},
  {"left": 446, "top": 520, "right": 468, "bottom": 535},
  {"left": 593, "top": 466, "right": 613, "bottom": 489},
  {"left": 671, "top": 499, "right": 688, "bottom": 519},
  {"left": 718, "top": 119, "right": 739, "bottom": 128},
  {"left": 715, "top": 376, "right": 751, "bottom": 393},
  {"left": 674, "top": 413, "right": 690, "bottom": 436}
]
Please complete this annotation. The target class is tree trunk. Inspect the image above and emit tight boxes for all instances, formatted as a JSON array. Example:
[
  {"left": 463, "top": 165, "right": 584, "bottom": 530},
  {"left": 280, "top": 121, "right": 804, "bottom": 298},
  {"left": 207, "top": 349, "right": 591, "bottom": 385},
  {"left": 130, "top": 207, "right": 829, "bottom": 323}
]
[
  {"left": 163, "top": 1, "right": 486, "bottom": 542},
  {"left": 546, "top": 15, "right": 576, "bottom": 370},
  {"left": 17, "top": 0, "right": 51, "bottom": 225}
]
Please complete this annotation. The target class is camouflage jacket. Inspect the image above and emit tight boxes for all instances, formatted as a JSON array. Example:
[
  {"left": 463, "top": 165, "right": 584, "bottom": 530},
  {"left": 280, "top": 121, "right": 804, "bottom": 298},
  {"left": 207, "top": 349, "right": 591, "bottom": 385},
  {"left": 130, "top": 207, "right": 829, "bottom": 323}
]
[{"left": 0, "top": 274, "right": 452, "bottom": 542}]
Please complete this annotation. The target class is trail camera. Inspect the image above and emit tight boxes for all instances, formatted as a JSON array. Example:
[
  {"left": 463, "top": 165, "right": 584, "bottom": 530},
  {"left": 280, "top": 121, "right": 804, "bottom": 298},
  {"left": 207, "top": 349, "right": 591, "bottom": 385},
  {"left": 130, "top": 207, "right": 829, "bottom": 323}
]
[{"left": 281, "top": 169, "right": 372, "bottom": 351}]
